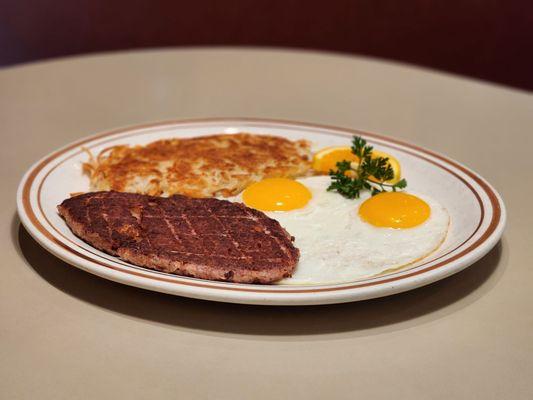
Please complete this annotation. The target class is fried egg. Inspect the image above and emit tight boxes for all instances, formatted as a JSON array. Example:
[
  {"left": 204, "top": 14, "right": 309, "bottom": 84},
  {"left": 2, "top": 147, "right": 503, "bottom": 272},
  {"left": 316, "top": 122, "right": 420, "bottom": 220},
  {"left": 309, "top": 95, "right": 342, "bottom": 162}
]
[
  {"left": 235, "top": 176, "right": 449, "bottom": 285},
  {"left": 242, "top": 178, "right": 312, "bottom": 211}
]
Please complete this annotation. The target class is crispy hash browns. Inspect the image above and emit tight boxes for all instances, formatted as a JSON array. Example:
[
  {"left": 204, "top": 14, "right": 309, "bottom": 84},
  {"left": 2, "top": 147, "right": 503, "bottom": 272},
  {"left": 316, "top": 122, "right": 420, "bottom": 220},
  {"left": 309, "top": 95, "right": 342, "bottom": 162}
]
[{"left": 83, "top": 133, "right": 312, "bottom": 198}]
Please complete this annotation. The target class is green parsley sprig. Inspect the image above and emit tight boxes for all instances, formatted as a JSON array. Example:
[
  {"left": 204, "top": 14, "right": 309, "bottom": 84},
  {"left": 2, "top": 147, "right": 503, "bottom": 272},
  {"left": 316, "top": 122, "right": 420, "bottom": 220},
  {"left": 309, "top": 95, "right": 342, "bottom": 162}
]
[{"left": 327, "top": 136, "right": 407, "bottom": 199}]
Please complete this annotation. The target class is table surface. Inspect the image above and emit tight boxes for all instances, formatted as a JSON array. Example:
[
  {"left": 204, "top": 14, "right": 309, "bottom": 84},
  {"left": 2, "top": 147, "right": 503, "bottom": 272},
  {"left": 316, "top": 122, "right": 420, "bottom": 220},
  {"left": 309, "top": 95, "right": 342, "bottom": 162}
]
[{"left": 1, "top": 48, "right": 531, "bottom": 400}]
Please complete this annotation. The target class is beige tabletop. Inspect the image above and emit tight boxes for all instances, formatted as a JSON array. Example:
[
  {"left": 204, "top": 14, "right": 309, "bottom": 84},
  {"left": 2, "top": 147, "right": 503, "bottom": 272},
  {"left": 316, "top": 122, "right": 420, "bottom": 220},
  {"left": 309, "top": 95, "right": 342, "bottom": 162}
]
[{"left": 1, "top": 48, "right": 532, "bottom": 399}]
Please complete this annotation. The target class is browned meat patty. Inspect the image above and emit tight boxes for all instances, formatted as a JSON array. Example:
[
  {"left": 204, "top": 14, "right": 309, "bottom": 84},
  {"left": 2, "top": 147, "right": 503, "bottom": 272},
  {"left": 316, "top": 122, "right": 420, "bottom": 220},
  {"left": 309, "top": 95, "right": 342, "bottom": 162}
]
[{"left": 57, "top": 191, "right": 299, "bottom": 284}]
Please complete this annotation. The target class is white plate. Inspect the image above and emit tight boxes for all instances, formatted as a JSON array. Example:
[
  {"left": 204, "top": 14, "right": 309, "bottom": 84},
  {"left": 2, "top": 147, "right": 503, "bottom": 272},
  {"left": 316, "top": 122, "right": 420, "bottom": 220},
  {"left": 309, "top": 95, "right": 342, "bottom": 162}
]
[{"left": 17, "top": 118, "right": 506, "bottom": 305}]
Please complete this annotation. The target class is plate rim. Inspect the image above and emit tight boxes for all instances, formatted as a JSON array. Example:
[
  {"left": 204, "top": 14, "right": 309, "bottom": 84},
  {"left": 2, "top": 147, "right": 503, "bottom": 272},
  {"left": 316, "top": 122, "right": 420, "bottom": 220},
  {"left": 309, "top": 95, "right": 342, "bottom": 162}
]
[{"left": 16, "top": 117, "right": 506, "bottom": 305}]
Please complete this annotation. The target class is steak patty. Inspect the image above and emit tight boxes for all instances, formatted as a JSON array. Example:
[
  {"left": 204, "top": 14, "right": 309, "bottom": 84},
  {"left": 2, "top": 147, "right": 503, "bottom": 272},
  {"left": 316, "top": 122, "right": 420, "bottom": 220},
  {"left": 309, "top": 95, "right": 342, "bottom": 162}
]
[{"left": 57, "top": 191, "right": 299, "bottom": 283}]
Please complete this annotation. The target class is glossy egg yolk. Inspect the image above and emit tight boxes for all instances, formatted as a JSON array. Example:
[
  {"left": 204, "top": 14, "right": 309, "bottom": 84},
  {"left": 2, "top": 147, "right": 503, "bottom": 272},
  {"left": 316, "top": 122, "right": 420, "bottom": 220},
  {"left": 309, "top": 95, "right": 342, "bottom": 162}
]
[
  {"left": 242, "top": 178, "right": 312, "bottom": 211},
  {"left": 359, "top": 192, "right": 430, "bottom": 228}
]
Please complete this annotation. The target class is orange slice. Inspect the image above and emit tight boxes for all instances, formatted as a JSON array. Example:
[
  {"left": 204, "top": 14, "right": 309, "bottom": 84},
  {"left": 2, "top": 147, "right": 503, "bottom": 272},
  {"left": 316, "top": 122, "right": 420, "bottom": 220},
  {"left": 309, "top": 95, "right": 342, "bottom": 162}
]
[
  {"left": 311, "top": 146, "right": 358, "bottom": 173},
  {"left": 312, "top": 146, "right": 402, "bottom": 184},
  {"left": 369, "top": 150, "right": 402, "bottom": 184}
]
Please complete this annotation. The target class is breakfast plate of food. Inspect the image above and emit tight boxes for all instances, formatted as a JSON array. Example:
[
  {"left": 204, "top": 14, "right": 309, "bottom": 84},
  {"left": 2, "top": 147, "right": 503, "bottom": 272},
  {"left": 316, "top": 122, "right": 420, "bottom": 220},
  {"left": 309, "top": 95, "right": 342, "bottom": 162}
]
[{"left": 17, "top": 118, "right": 506, "bottom": 305}]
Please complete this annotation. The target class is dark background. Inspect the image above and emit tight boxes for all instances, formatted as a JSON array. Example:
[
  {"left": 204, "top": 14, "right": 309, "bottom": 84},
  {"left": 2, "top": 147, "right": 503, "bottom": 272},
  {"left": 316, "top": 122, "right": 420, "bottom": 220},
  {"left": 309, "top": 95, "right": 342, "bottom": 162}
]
[{"left": 2, "top": 0, "right": 532, "bottom": 91}]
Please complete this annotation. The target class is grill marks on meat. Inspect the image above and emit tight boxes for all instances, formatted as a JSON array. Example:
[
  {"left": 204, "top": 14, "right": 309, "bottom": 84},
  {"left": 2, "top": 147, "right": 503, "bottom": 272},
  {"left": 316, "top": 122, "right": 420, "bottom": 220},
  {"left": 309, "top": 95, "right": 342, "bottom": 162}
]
[{"left": 57, "top": 191, "right": 299, "bottom": 283}]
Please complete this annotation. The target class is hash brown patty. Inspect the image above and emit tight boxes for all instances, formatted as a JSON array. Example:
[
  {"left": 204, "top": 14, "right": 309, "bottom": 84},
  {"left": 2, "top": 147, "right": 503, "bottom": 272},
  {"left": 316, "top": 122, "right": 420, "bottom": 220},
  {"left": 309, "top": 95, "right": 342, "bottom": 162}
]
[{"left": 84, "top": 133, "right": 312, "bottom": 198}]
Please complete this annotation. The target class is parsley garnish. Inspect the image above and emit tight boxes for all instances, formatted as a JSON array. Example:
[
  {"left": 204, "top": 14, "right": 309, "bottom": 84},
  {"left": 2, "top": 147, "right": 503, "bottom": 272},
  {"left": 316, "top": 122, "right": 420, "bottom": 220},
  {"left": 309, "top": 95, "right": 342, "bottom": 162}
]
[{"left": 327, "top": 136, "right": 407, "bottom": 199}]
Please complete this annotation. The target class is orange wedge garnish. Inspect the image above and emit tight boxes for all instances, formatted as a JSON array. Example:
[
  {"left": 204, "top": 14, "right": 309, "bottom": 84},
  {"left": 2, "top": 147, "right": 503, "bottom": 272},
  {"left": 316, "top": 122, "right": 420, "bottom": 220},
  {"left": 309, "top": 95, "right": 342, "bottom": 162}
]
[
  {"left": 312, "top": 146, "right": 402, "bottom": 184},
  {"left": 312, "top": 147, "right": 359, "bottom": 173}
]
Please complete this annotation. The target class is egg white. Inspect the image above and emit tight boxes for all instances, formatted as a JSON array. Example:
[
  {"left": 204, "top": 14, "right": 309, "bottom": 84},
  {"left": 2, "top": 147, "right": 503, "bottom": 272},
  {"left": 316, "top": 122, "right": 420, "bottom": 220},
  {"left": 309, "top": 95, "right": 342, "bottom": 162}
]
[{"left": 232, "top": 176, "right": 449, "bottom": 285}]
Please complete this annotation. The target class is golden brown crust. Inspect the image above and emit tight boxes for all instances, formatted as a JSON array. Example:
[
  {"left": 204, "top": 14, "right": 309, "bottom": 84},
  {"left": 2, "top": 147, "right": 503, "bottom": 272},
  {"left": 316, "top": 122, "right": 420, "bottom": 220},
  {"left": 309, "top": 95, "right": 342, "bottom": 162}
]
[{"left": 84, "top": 133, "right": 312, "bottom": 197}]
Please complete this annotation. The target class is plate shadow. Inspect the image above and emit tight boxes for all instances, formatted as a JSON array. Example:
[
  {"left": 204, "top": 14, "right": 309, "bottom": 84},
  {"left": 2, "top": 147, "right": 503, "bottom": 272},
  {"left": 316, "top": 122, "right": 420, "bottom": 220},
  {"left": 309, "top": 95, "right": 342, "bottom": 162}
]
[{"left": 13, "top": 214, "right": 506, "bottom": 337}]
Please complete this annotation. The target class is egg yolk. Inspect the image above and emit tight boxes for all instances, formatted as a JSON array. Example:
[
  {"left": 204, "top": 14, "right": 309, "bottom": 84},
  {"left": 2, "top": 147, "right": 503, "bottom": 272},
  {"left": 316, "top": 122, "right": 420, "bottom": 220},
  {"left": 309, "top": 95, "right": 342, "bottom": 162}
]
[
  {"left": 242, "top": 178, "right": 312, "bottom": 211},
  {"left": 359, "top": 192, "right": 430, "bottom": 228}
]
